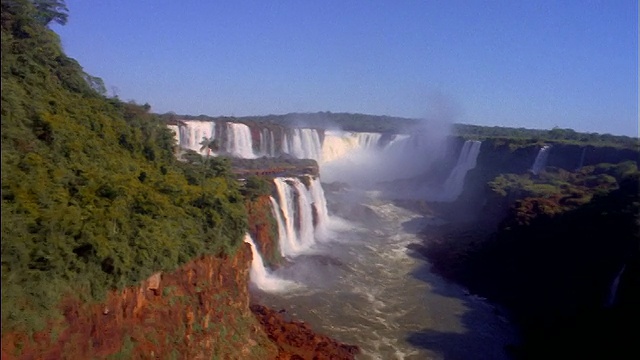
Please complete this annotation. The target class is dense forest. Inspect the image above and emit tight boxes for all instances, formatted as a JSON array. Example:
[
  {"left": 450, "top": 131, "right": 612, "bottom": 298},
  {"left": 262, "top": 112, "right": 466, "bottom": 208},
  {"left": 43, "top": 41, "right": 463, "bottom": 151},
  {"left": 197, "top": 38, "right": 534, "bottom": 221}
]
[{"left": 1, "top": 0, "right": 250, "bottom": 334}]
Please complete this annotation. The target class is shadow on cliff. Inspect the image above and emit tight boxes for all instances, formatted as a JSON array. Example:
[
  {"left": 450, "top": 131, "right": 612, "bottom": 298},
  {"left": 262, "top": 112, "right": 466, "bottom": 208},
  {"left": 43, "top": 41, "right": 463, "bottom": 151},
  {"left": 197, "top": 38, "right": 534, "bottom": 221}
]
[{"left": 403, "top": 175, "right": 640, "bottom": 360}]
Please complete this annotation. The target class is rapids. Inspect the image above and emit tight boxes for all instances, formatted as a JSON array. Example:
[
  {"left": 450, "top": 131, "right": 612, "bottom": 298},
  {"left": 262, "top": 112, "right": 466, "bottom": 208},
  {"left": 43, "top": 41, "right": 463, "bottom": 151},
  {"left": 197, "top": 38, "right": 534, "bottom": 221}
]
[{"left": 254, "top": 189, "right": 517, "bottom": 360}]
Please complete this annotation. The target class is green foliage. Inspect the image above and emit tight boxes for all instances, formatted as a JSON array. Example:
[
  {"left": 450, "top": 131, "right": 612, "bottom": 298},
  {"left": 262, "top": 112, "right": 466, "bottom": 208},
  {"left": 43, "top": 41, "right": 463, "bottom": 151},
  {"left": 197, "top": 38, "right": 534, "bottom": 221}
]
[
  {"left": 455, "top": 124, "right": 637, "bottom": 149},
  {"left": 488, "top": 162, "right": 639, "bottom": 226},
  {"left": 1, "top": 2, "right": 247, "bottom": 334},
  {"left": 31, "top": 0, "right": 68, "bottom": 26},
  {"left": 241, "top": 176, "right": 272, "bottom": 201}
]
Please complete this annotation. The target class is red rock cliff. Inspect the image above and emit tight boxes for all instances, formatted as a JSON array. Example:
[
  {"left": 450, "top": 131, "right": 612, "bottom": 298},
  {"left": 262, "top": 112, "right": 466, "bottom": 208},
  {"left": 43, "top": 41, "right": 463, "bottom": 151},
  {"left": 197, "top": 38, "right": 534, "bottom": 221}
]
[
  {"left": 2, "top": 244, "right": 280, "bottom": 359},
  {"left": 246, "top": 195, "right": 282, "bottom": 268},
  {"left": 2, "top": 241, "right": 359, "bottom": 360}
]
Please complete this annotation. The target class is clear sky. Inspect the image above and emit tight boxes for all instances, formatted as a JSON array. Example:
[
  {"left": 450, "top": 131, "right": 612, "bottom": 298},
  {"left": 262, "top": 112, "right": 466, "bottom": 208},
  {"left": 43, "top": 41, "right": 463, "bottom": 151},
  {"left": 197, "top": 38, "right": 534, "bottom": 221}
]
[{"left": 53, "top": 0, "right": 638, "bottom": 136}]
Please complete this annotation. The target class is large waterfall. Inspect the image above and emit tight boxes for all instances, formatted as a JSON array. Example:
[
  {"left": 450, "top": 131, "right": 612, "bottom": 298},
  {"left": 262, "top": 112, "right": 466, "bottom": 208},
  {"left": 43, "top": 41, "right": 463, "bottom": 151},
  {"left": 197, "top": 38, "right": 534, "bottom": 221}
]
[
  {"left": 531, "top": 145, "right": 551, "bottom": 175},
  {"left": 258, "top": 128, "right": 277, "bottom": 157},
  {"left": 176, "top": 120, "right": 217, "bottom": 154},
  {"left": 271, "top": 176, "right": 329, "bottom": 257},
  {"left": 171, "top": 120, "right": 260, "bottom": 158},
  {"left": 244, "top": 233, "right": 293, "bottom": 291},
  {"left": 224, "top": 122, "right": 256, "bottom": 158},
  {"left": 321, "top": 131, "right": 383, "bottom": 163},
  {"left": 282, "top": 128, "right": 323, "bottom": 161},
  {"left": 432, "top": 140, "right": 482, "bottom": 202}
]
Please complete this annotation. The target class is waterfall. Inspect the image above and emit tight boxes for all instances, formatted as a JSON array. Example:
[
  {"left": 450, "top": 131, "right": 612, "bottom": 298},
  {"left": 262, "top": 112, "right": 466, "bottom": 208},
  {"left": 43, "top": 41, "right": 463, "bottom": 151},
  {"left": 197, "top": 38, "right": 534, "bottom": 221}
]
[
  {"left": 175, "top": 120, "right": 217, "bottom": 154},
  {"left": 272, "top": 176, "right": 328, "bottom": 257},
  {"left": 531, "top": 145, "right": 551, "bottom": 175},
  {"left": 225, "top": 122, "right": 256, "bottom": 158},
  {"left": 577, "top": 147, "right": 587, "bottom": 170},
  {"left": 308, "top": 176, "right": 330, "bottom": 237},
  {"left": 273, "top": 178, "right": 302, "bottom": 256},
  {"left": 244, "top": 233, "right": 293, "bottom": 292},
  {"left": 282, "top": 128, "right": 322, "bottom": 161},
  {"left": 269, "top": 196, "right": 289, "bottom": 256},
  {"left": 292, "top": 181, "right": 315, "bottom": 248},
  {"left": 433, "top": 140, "right": 482, "bottom": 202},
  {"left": 259, "top": 128, "right": 276, "bottom": 157},
  {"left": 321, "top": 131, "right": 383, "bottom": 164},
  {"left": 606, "top": 265, "right": 626, "bottom": 308}
]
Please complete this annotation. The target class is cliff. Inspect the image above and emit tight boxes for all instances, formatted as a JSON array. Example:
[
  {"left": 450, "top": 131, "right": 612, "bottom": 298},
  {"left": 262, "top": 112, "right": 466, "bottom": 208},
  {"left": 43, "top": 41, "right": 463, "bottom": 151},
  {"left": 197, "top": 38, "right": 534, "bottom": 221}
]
[
  {"left": 1, "top": 242, "right": 360, "bottom": 360},
  {"left": 246, "top": 195, "right": 281, "bottom": 268},
  {"left": 2, "top": 244, "right": 279, "bottom": 359},
  {"left": 418, "top": 141, "right": 639, "bottom": 358}
]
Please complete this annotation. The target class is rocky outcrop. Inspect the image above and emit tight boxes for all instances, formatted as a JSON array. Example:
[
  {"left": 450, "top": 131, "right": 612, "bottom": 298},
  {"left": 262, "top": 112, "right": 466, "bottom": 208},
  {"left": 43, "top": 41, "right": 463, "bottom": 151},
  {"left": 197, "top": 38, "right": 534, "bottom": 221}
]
[
  {"left": 251, "top": 305, "right": 360, "bottom": 360},
  {"left": 2, "top": 240, "right": 360, "bottom": 359},
  {"left": 246, "top": 195, "right": 282, "bottom": 268},
  {"left": 1, "top": 244, "right": 280, "bottom": 359}
]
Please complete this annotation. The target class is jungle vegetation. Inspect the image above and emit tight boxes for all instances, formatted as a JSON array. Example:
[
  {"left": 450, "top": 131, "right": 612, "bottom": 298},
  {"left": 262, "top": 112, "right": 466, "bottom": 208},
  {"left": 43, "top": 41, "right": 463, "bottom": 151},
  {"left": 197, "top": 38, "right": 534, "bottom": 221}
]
[{"left": 1, "top": 0, "right": 248, "bottom": 334}]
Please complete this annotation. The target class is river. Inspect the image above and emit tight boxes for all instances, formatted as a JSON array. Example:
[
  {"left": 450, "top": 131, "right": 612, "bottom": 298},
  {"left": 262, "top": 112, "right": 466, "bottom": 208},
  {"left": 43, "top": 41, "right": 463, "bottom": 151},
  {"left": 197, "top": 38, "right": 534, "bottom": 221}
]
[{"left": 253, "top": 187, "right": 517, "bottom": 360}]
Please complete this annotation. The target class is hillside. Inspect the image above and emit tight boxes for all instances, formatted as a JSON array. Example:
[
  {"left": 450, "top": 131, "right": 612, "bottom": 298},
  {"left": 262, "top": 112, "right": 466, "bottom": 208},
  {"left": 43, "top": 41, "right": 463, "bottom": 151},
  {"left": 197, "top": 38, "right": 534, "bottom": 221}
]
[{"left": 1, "top": 2, "right": 360, "bottom": 359}]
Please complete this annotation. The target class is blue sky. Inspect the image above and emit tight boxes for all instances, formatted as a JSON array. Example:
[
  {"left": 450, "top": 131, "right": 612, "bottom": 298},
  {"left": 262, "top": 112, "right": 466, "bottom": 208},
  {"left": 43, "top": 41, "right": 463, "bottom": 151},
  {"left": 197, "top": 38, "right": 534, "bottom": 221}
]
[{"left": 53, "top": 1, "right": 637, "bottom": 136}]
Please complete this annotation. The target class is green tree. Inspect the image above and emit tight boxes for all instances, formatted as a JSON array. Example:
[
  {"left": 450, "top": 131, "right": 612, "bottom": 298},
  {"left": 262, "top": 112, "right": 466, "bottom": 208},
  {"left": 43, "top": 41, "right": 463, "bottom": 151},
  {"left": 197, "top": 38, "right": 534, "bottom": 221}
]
[{"left": 31, "top": 0, "right": 68, "bottom": 26}]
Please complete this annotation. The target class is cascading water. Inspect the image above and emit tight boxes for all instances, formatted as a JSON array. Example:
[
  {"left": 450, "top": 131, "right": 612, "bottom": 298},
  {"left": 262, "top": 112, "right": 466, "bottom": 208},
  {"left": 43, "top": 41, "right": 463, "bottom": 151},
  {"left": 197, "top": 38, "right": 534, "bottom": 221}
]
[
  {"left": 576, "top": 147, "right": 587, "bottom": 171},
  {"left": 292, "top": 180, "right": 315, "bottom": 248},
  {"left": 225, "top": 122, "right": 256, "bottom": 158},
  {"left": 321, "top": 131, "right": 383, "bottom": 163},
  {"left": 606, "top": 264, "right": 626, "bottom": 308},
  {"left": 246, "top": 128, "right": 514, "bottom": 359},
  {"left": 432, "top": 140, "right": 482, "bottom": 202},
  {"left": 531, "top": 145, "right": 551, "bottom": 175},
  {"left": 259, "top": 128, "right": 276, "bottom": 157},
  {"left": 282, "top": 128, "right": 322, "bottom": 161},
  {"left": 176, "top": 120, "right": 217, "bottom": 154},
  {"left": 269, "top": 196, "right": 290, "bottom": 256},
  {"left": 273, "top": 178, "right": 301, "bottom": 256},
  {"left": 244, "top": 233, "right": 293, "bottom": 291},
  {"left": 271, "top": 176, "right": 329, "bottom": 257},
  {"left": 308, "top": 177, "right": 330, "bottom": 235}
]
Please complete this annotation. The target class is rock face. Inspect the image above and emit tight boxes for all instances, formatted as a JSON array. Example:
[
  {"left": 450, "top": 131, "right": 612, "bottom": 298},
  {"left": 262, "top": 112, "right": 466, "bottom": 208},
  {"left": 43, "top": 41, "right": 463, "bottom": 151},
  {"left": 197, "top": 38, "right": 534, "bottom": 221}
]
[
  {"left": 1, "top": 241, "right": 359, "bottom": 359},
  {"left": 246, "top": 195, "right": 281, "bottom": 268},
  {"left": 251, "top": 304, "right": 360, "bottom": 360},
  {"left": 2, "top": 244, "right": 279, "bottom": 359}
]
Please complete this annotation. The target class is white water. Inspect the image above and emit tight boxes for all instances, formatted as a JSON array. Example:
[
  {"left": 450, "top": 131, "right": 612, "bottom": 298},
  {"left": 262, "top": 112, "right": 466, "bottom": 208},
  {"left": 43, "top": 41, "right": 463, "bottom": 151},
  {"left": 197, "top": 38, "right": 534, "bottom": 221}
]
[
  {"left": 244, "top": 233, "right": 294, "bottom": 292},
  {"left": 273, "top": 178, "right": 301, "bottom": 257},
  {"left": 321, "top": 131, "right": 450, "bottom": 185},
  {"left": 176, "top": 120, "right": 217, "bottom": 154},
  {"left": 272, "top": 176, "right": 329, "bottom": 257},
  {"left": 292, "top": 180, "right": 316, "bottom": 249},
  {"left": 309, "top": 177, "right": 330, "bottom": 236},
  {"left": 257, "top": 189, "right": 516, "bottom": 359},
  {"left": 321, "top": 131, "right": 383, "bottom": 163},
  {"left": 269, "top": 196, "right": 290, "bottom": 257},
  {"left": 225, "top": 122, "right": 256, "bottom": 158},
  {"left": 431, "top": 140, "right": 482, "bottom": 202},
  {"left": 531, "top": 145, "right": 551, "bottom": 175},
  {"left": 282, "top": 128, "right": 323, "bottom": 161},
  {"left": 259, "top": 128, "right": 276, "bottom": 157}
]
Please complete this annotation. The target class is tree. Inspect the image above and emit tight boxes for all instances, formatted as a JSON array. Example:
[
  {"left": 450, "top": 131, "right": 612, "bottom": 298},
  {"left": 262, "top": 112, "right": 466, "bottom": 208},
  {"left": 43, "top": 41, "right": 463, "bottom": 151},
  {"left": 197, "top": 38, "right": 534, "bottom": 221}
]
[{"left": 31, "top": 0, "right": 68, "bottom": 26}]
